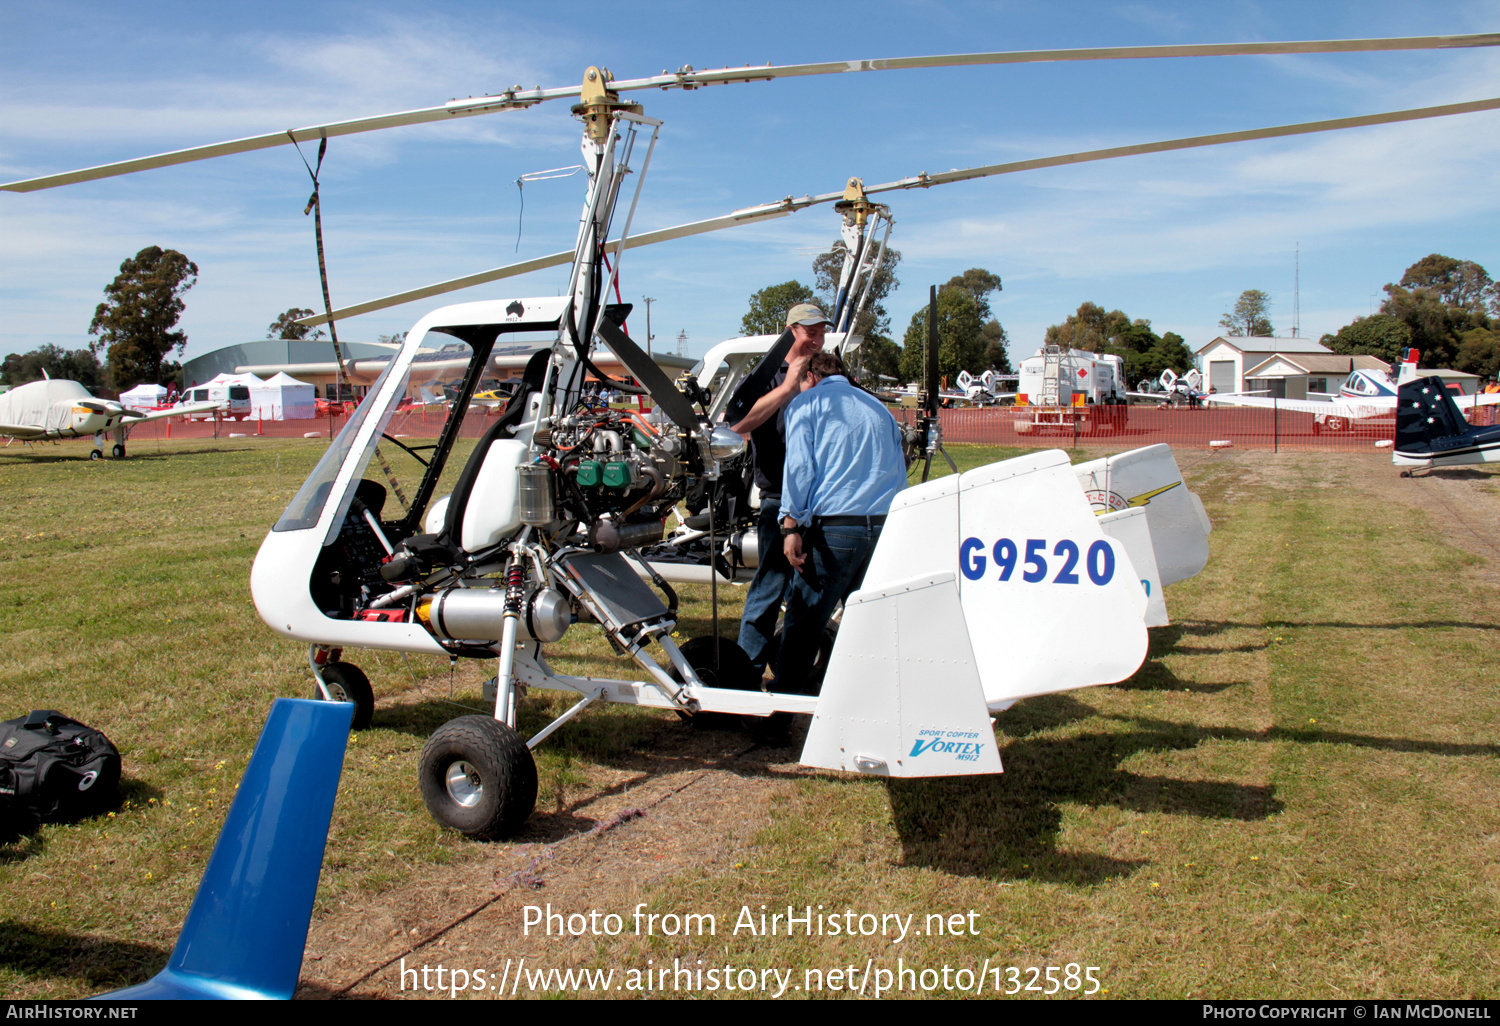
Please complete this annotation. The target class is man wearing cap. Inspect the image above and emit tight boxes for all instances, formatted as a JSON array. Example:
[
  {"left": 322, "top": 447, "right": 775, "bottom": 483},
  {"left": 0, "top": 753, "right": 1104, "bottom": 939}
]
[
  {"left": 724, "top": 303, "right": 830, "bottom": 678},
  {"left": 774, "top": 350, "right": 906, "bottom": 693}
]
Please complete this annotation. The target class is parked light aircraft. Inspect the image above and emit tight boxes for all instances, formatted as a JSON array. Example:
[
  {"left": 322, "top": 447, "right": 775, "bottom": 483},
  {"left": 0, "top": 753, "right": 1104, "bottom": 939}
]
[
  {"left": 0, "top": 377, "right": 220, "bottom": 459},
  {"left": 1393, "top": 374, "right": 1500, "bottom": 473},
  {"left": 1206, "top": 350, "right": 1500, "bottom": 431},
  {"left": 10, "top": 33, "right": 1500, "bottom": 840}
]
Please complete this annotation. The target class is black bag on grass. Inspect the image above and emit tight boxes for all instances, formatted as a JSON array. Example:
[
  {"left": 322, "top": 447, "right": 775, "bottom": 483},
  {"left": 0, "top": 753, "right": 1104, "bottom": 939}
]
[{"left": 0, "top": 710, "right": 121, "bottom": 827}]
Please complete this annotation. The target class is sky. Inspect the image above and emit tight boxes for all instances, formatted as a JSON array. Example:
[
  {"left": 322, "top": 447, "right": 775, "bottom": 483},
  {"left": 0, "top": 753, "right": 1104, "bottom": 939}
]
[{"left": 3, "top": 0, "right": 1500, "bottom": 371}]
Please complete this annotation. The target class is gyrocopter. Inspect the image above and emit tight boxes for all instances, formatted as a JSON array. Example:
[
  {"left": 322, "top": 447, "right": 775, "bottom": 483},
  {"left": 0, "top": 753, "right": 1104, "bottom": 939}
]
[{"left": 9, "top": 33, "right": 1500, "bottom": 839}]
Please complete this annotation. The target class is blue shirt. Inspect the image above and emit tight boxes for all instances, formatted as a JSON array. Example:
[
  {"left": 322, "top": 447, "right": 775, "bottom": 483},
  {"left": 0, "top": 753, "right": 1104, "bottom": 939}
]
[{"left": 778, "top": 375, "right": 907, "bottom": 525}]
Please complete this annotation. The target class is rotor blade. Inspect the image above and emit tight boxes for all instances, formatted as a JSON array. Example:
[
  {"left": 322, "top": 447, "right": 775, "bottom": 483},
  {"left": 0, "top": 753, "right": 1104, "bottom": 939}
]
[
  {"left": 0, "top": 90, "right": 574, "bottom": 193},
  {"left": 7, "top": 33, "right": 1498, "bottom": 193},
  {"left": 298, "top": 206, "right": 793, "bottom": 325},
  {"left": 302, "top": 94, "right": 1500, "bottom": 325},
  {"left": 608, "top": 32, "right": 1500, "bottom": 93},
  {"left": 855, "top": 96, "right": 1500, "bottom": 197}
]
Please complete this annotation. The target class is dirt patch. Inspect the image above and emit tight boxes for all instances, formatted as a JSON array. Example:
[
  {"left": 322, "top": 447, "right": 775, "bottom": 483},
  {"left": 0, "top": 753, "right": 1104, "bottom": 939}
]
[{"left": 296, "top": 716, "right": 809, "bottom": 999}]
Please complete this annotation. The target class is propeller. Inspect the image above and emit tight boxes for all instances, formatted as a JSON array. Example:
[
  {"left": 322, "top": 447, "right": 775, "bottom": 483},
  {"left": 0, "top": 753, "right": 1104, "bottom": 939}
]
[
  {"left": 3, "top": 33, "right": 1498, "bottom": 193},
  {"left": 298, "top": 94, "right": 1500, "bottom": 324}
]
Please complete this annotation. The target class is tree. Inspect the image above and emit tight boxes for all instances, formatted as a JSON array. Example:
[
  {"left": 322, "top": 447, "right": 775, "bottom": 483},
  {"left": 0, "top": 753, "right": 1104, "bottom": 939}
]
[
  {"left": 1219, "top": 290, "right": 1273, "bottom": 337},
  {"left": 267, "top": 308, "right": 325, "bottom": 340},
  {"left": 1046, "top": 302, "right": 1132, "bottom": 352},
  {"left": 87, "top": 246, "right": 199, "bottom": 389},
  {"left": 740, "top": 280, "right": 815, "bottom": 336},
  {"left": 1378, "top": 255, "right": 1495, "bottom": 367},
  {"left": 1395, "top": 254, "right": 1498, "bottom": 314},
  {"left": 981, "top": 319, "right": 1014, "bottom": 375},
  {"left": 0, "top": 345, "right": 104, "bottom": 390},
  {"left": 943, "top": 269, "right": 1004, "bottom": 321},
  {"left": 899, "top": 286, "right": 985, "bottom": 385},
  {"left": 943, "top": 269, "right": 1010, "bottom": 373},
  {"left": 1455, "top": 327, "right": 1500, "bottom": 379},
  {"left": 811, "top": 240, "right": 902, "bottom": 339},
  {"left": 1320, "top": 314, "right": 1412, "bottom": 366},
  {"left": 1044, "top": 302, "right": 1188, "bottom": 384}
]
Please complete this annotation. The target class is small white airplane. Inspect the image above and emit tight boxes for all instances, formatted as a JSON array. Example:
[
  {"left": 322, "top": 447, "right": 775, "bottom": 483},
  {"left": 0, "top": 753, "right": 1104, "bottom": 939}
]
[
  {"left": 1129, "top": 367, "right": 1205, "bottom": 405},
  {"left": 955, "top": 369, "right": 1010, "bottom": 405},
  {"left": 0, "top": 377, "right": 220, "bottom": 459},
  {"left": 1205, "top": 349, "right": 1500, "bottom": 432}
]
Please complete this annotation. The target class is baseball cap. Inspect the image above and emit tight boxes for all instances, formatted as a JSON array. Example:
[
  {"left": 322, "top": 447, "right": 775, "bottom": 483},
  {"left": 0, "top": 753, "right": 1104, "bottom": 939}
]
[{"left": 786, "top": 303, "right": 832, "bottom": 328}]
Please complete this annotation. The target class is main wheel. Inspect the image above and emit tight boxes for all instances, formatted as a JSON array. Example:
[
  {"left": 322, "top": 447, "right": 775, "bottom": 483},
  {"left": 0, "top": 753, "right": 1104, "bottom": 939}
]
[
  {"left": 111, "top": 443, "right": 125, "bottom": 458},
  {"left": 317, "top": 662, "right": 374, "bottom": 730},
  {"left": 770, "top": 621, "right": 839, "bottom": 695},
  {"left": 419, "top": 716, "right": 537, "bottom": 839},
  {"left": 673, "top": 635, "right": 761, "bottom": 730}
]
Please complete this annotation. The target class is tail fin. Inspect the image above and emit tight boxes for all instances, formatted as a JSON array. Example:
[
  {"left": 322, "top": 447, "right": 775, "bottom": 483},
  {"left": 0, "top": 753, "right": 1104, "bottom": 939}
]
[
  {"left": 100, "top": 699, "right": 352, "bottom": 1000},
  {"left": 1395, "top": 375, "right": 1474, "bottom": 461},
  {"left": 1396, "top": 347, "right": 1422, "bottom": 386}
]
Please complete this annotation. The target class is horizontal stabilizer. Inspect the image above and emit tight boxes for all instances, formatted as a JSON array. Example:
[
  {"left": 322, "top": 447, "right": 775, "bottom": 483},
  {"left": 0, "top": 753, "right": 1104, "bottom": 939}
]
[{"left": 1073, "top": 444, "right": 1210, "bottom": 587}]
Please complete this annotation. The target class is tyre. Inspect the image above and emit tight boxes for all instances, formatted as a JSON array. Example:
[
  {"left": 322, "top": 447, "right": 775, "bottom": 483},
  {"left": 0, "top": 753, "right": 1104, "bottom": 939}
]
[
  {"left": 677, "top": 635, "right": 759, "bottom": 690},
  {"left": 89, "top": 449, "right": 102, "bottom": 461},
  {"left": 673, "top": 635, "right": 759, "bottom": 730},
  {"left": 317, "top": 662, "right": 374, "bottom": 730},
  {"left": 770, "top": 621, "right": 839, "bottom": 695},
  {"left": 419, "top": 716, "right": 537, "bottom": 839},
  {"left": 111, "top": 443, "right": 125, "bottom": 458}
]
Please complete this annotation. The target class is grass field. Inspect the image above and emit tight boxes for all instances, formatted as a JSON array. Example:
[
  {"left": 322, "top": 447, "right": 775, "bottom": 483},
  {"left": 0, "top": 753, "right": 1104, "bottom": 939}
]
[{"left": 0, "top": 436, "right": 1496, "bottom": 999}]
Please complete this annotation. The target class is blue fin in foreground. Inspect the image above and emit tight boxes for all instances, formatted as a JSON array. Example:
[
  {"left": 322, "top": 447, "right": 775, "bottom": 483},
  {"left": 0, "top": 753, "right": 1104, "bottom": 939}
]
[{"left": 101, "top": 698, "right": 352, "bottom": 1000}]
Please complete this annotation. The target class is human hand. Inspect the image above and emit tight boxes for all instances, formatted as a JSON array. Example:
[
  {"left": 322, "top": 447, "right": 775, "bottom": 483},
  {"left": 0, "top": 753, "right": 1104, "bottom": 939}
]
[
  {"left": 786, "top": 352, "right": 811, "bottom": 389},
  {"left": 784, "top": 532, "right": 806, "bottom": 572}
]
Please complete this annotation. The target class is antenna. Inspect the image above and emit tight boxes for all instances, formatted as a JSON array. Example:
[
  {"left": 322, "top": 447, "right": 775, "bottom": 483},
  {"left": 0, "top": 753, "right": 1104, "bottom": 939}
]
[
  {"left": 676, "top": 328, "right": 688, "bottom": 356},
  {"left": 642, "top": 296, "right": 655, "bottom": 357},
  {"left": 1293, "top": 243, "right": 1300, "bottom": 338}
]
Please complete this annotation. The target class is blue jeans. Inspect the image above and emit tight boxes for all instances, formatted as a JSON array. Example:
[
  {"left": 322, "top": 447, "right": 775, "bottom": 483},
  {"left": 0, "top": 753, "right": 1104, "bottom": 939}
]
[
  {"left": 737, "top": 504, "right": 793, "bottom": 674},
  {"left": 774, "top": 523, "right": 882, "bottom": 693}
]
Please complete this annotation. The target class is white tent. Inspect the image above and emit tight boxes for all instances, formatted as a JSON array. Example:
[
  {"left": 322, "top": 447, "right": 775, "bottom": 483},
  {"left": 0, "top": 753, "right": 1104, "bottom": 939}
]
[
  {"left": 250, "top": 372, "right": 316, "bottom": 420},
  {"left": 119, "top": 383, "right": 167, "bottom": 413}
]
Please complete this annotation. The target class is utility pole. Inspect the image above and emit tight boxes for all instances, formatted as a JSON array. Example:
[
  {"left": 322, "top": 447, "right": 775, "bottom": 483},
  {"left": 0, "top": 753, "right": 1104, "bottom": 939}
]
[{"left": 642, "top": 296, "right": 655, "bottom": 357}]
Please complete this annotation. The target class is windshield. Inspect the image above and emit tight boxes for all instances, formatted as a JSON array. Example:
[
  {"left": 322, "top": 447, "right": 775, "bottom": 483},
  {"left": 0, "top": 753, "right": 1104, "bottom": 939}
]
[{"left": 273, "top": 358, "right": 404, "bottom": 533}]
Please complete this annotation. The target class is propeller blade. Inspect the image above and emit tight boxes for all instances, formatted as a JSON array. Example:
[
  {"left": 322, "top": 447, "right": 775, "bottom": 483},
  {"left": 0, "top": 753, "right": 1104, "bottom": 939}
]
[
  {"left": 297, "top": 205, "right": 793, "bottom": 325},
  {"left": 301, "top": 94, "right": 1500, "bottom": 323},
  {"left": 77, "top": 400, "right": 111, "bottom": 413},
  {"left": 5, "top": 33, "right": 1497, "bottom": 193}
]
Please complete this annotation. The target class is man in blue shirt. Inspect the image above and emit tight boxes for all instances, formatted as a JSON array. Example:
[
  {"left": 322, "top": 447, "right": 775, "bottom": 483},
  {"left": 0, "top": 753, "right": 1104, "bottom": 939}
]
[
  {"left": 775, "top": 352, "right": 907, "bottom": 693},
  {"left": 725, "top": 303, "right": 829, "bottom": 678}
]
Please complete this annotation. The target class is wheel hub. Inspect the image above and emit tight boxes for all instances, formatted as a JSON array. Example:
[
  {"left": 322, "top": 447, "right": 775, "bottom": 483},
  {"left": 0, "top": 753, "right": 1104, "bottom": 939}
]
[{"left": 445, "top": 761, "right": 483, "bottom": 807}]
